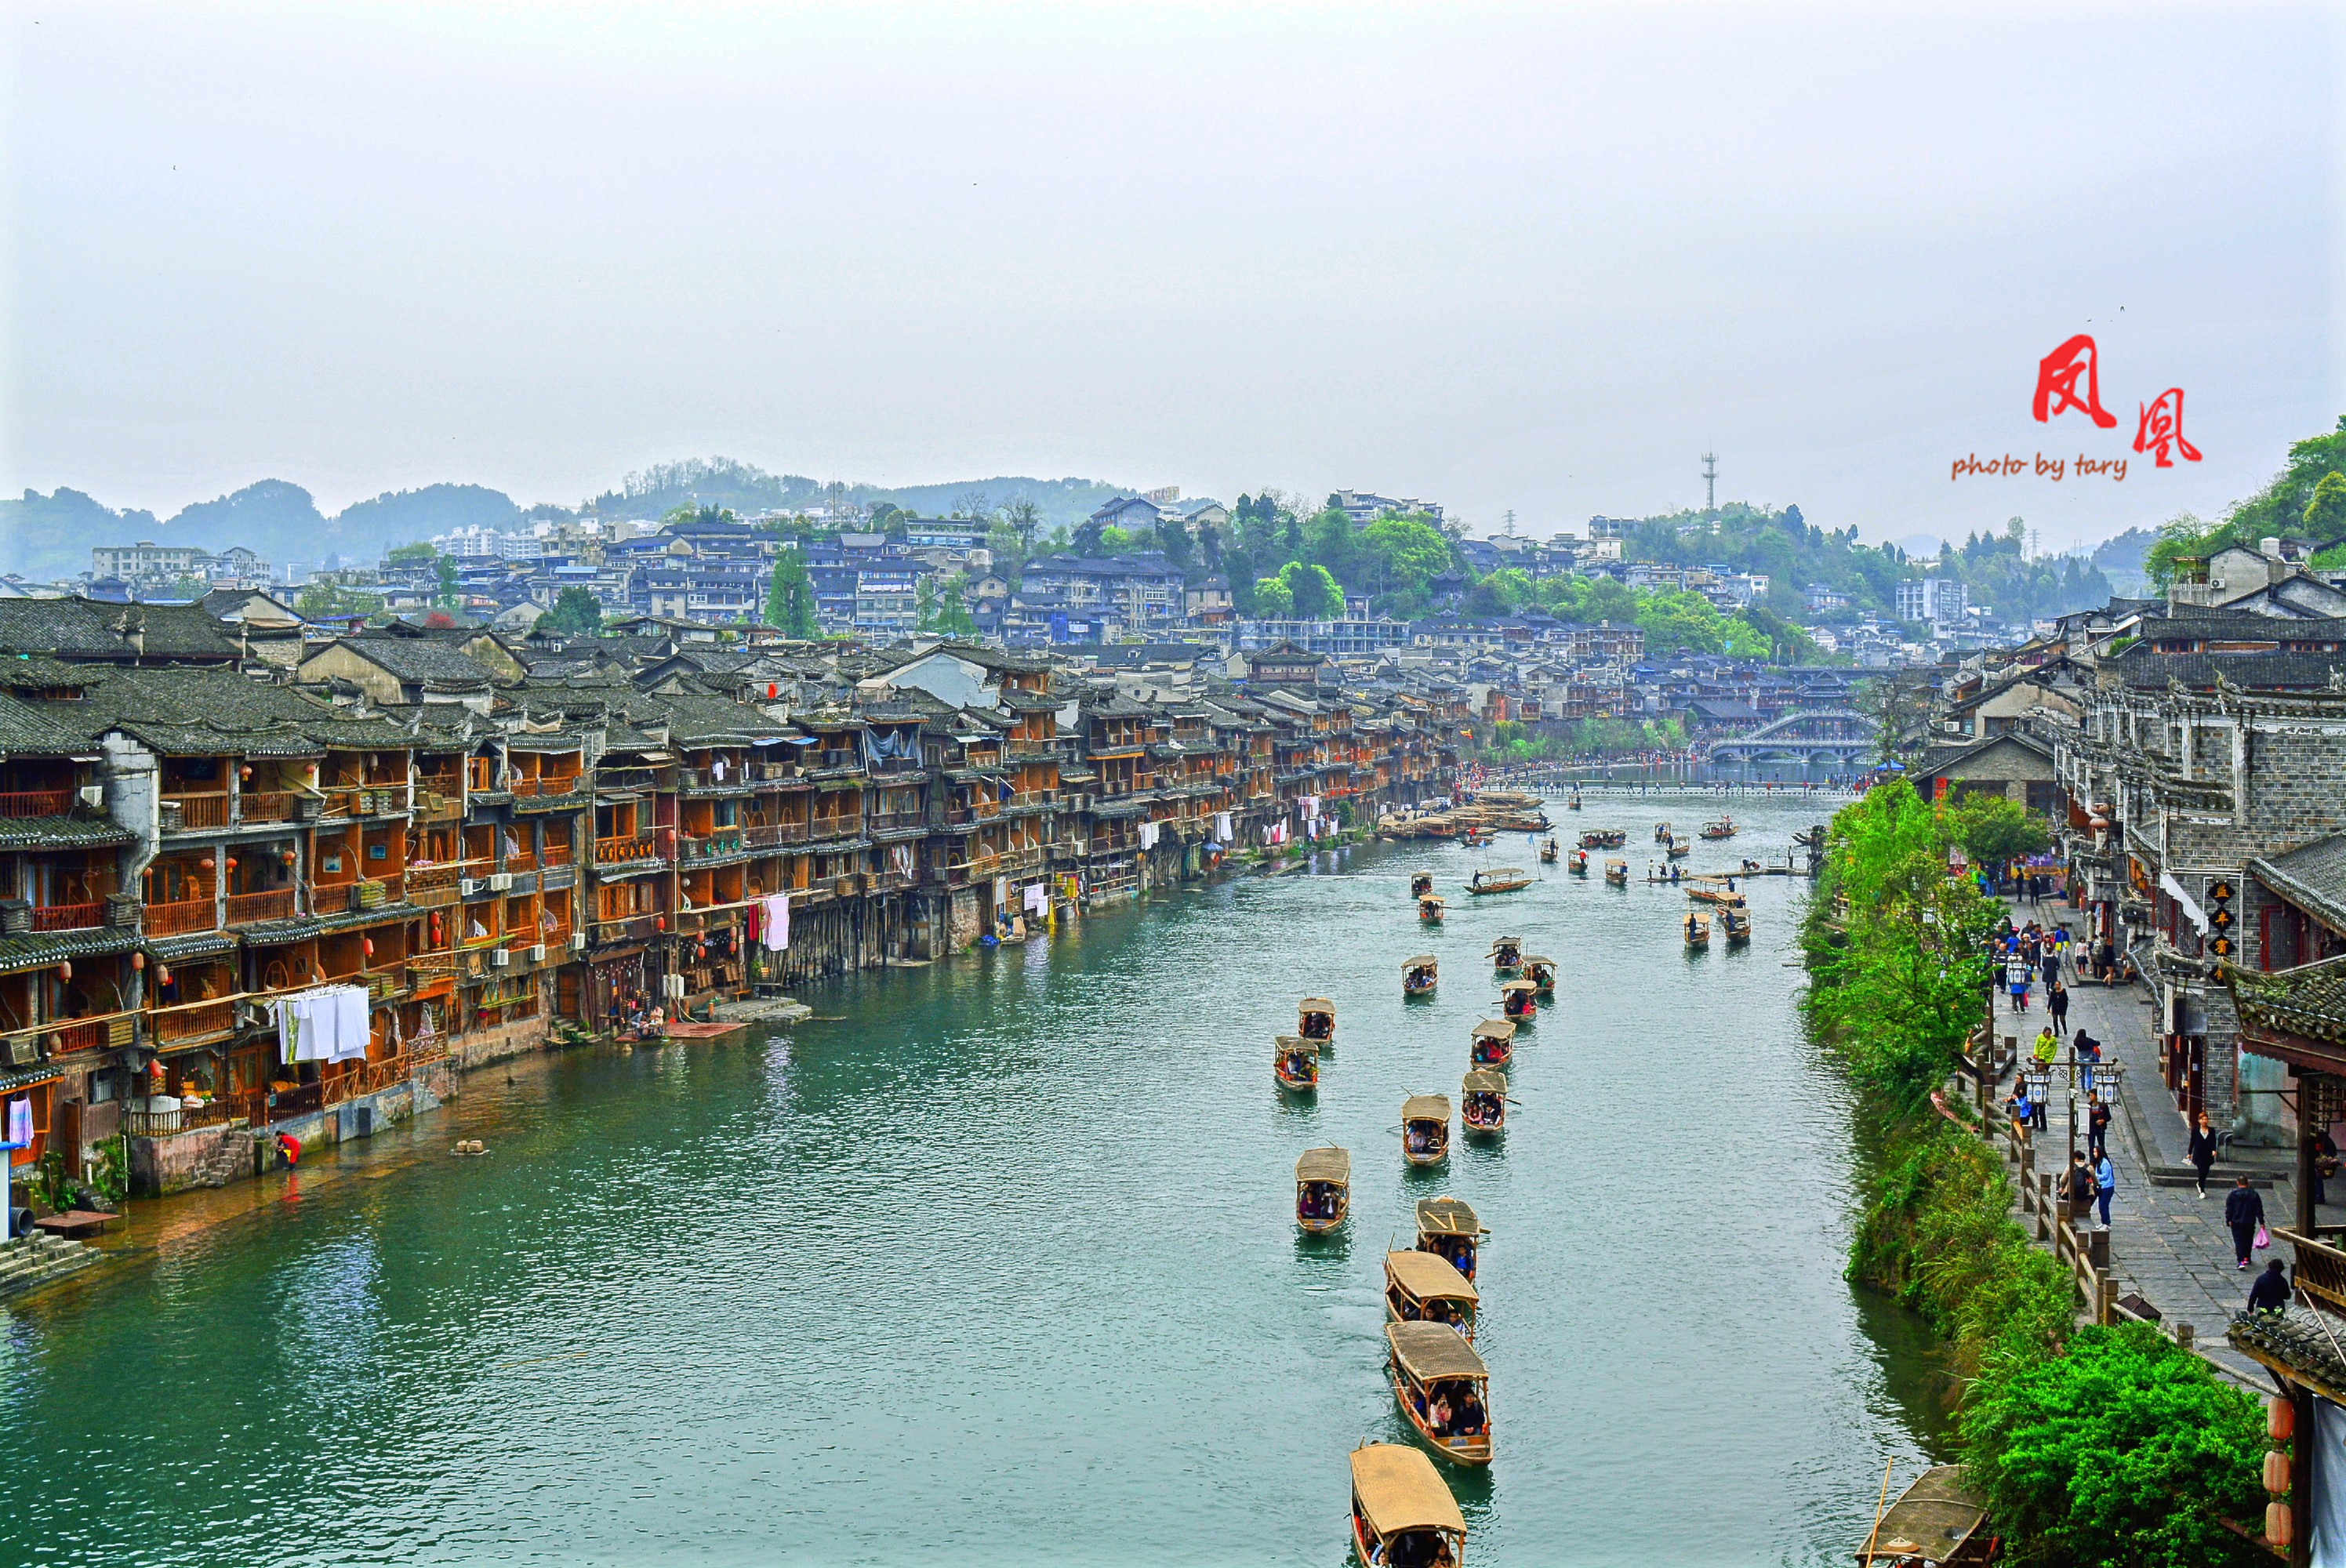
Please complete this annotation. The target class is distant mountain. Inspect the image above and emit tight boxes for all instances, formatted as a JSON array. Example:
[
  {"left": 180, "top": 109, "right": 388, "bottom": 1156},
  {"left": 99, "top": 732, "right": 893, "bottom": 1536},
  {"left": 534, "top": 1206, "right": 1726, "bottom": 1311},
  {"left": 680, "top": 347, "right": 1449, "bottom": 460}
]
[
  {"left": 336, "top": 484, "right": 522, "bottom": 553},
  {"left": 582, "top": 456, "right": 1131, "bottom": 528},
  {"left": 0, "top": 488, "right": 162, "bottom": 579},
  {"left": 165, "top": 480, "right": 329, "bottom": 562}
]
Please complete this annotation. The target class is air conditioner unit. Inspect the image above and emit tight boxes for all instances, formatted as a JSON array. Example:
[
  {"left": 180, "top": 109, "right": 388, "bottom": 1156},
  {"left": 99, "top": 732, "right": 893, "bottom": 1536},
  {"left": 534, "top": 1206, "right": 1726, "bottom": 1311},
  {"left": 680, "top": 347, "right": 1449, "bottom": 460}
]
[
  {"left": 569, "top": 933, "right": 588, "bottom": 952},
  {"left": 459, "top": 877, "right": 484, "bottom": 898},
  {"left": 489, "top": 872, "right": 514, "bottom": 891},
  {"left": 78, "top": 785, "right": 104, "bottom": 810},
  {"left": 527, "top": 944, "right": 547, "bottom": 964},
  {"left": 490, "top": 948, "right": 511, "bottom": 967}
]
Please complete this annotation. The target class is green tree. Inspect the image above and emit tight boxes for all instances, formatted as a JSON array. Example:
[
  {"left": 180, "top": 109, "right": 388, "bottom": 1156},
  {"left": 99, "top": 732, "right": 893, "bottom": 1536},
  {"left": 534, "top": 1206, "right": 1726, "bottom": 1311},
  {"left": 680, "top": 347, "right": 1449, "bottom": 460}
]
[
  {"left": 1155, "top": 514, "right": 1194, "bottom": 570},
  {"left": 1251, "top": 575, "right": 1295, "bottom": 616},
  {"left": 387, "top": 540, "right": 437, "bottom": 564},
  {"left": 295, "top": 581, "right": 386, "bottom": 621},
  {"left": 918, "top": 572, "right": 977, "bottom": 635},
  {"left": 1356, "top": 514, "right": 1452, "bottom": 597},
  {"left": 1002, "top": 496, "right": 1043, "bottom": 555},
  {"left": 2303, "top": 469, "right": 2346, "bottom": 544},
  {"left": 1960, "top": 1324, "right": 2265, "bottom": 1568},
  {"left": 434, "top": 554, "right": 460, "bottom": 609},
  {"left": 536, "top": 586, "right": 605, "bottom": 637},
  {"left": 765, "top": 547, "right": 819, "bottom": 638},
  {"left": 1948, "top": 791, "right": 2051, "bottom": 867},
  {"left": 1279, "top": 560, "right": 1342, "bottom": 619},
  {"left": 1636, "top": 590, "right": 1727, "bottom": 655}
]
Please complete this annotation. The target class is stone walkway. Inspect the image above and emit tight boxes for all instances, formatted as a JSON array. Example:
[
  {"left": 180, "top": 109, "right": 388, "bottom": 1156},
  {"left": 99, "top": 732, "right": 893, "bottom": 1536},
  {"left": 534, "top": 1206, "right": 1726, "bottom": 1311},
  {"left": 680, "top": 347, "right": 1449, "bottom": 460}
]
[{"left": 1989, "top": 898, "right": 2318, "bottom": 1387}]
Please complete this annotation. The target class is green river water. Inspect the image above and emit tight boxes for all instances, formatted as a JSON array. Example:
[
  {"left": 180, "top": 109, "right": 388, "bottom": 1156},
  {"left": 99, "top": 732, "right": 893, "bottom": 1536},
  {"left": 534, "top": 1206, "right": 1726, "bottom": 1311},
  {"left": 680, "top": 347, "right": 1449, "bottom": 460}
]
[{"left": 0, "top": 792, "right": 1948, "bottom": 1566}]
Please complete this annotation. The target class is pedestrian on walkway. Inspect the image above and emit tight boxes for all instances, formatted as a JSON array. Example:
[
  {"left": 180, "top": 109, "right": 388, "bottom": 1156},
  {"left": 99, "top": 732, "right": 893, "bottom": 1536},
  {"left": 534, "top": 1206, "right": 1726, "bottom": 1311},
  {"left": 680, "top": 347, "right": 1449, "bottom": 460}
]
[
  {"left": 2030, "top": 1074, "right": 2049, "bottom": 1133},
  {"left": 2094, "top": 1149, "right": 2116, "bottom": 1229},
  {"left": 2047, "top": 979, "right": 2069, "bottom": 1036},
  {"left": 2250, "top": 1258, "right": 2291, "bottom": 1316},
  {"left": 2006, "top": 956, "right": 2032, "bottom": 1013},
  {"left": 2006, "top": 1083, "right": 2033, "bottom": 1139},
  {"left": 2086, "top": 1092, "right": 2112, "bottom": 1160},
  {"left": 2189, "top": 1113, "right": 2220, "bottom": 1196},
  {"left": 2032, "top": 1025, "right": 2058, "bottom": 1087},
  {"left": 2227, "top": 1176, "right": 2267, "bottom": 1269},
  {"left": 2061, "top": 1149, "right": 2091, "bottom": 1213},
  {"left": 2040, "top": 943, "right": 2061, "bottom": 989},
  {"left": 2074, "top": 1028, "right": 2100, "bottom": 1094}
]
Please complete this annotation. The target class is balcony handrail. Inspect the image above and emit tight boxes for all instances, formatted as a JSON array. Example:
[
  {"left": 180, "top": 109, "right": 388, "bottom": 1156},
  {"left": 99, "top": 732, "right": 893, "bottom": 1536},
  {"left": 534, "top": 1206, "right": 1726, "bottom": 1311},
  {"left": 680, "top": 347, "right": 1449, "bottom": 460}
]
[
  {"left": 225, "top": 887, "right": 299, "bottom": 923},
  {"left": 162, "top": 791, "right": 231, "bottom": 828},
  {"left": 236, "top": 789, "right": 300, "bottom": 822},
  {"left": 31, "top": 901, "right": 107, "bottom": 932},
  {"left": 144, "top": 896, "right": 219, "bottom": 936},
  {"left": 0, "top": 788, "right": 74, "bottom": 818}
]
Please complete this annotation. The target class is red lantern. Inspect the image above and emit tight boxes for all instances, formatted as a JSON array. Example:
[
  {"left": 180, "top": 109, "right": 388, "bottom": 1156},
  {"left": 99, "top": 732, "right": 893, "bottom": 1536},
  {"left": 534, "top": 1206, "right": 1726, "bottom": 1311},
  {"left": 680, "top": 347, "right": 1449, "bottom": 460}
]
[
  {"left": 56, "top": 960, "right": 71, "bottom": 982},
  {"left": 156, "top": 965, "right": 172, "bottom": 987},
  {"left": 281, "top": 850, "right": 296, "bottom": 867},
  {"left": 363, "top": 938, "right": 375, "bottom": 957},
  {"left": 225, "top": 857, "right": 238, "bottom": 872},
  {"left": 2271, "top": 1396, "right": 2297, "bottom": 1442},
  {"left": 2268, "top": 1503, "right": 2294, "bottom": 1550},
  {"left": 655, "top": 916, "right": 666, "bottom": 931},
  {"left": 132, "top": 950, "right": 146, "bottom": 971},
  {"left": 200, "top": 856, "right": 216, "bottom": 872}
]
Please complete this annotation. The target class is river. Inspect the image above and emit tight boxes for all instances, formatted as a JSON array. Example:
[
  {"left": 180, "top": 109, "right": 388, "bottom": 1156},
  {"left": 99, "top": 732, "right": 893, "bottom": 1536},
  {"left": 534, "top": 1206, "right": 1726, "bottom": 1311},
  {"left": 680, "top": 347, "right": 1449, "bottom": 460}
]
[{"left": 0, "top": 793, "right": 1946, "bottom": 1566}]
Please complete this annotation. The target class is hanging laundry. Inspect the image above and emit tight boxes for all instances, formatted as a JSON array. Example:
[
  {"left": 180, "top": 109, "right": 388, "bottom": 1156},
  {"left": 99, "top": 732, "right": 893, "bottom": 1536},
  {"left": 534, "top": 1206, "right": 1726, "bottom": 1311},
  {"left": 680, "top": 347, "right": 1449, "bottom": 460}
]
[
  {"left": 4, "top": 1096, "right": 30, "bottom": 1148},
  {"left": 1023, "top": 883, "right": 1048, "bottom": 916},
  {"left": 1215, "top": 811, "right": 1233, "bottom": 843},
  {"left": 762, "top": 893, "right": 790, "bottom": 952}
]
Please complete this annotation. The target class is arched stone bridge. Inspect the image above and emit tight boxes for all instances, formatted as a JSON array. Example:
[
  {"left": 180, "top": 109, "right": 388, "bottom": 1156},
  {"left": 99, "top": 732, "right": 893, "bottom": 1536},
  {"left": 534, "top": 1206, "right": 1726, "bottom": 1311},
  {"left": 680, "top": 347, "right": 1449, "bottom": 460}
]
[{"left": 1705, "top": 707, "right": 1881, "bottom": 766}]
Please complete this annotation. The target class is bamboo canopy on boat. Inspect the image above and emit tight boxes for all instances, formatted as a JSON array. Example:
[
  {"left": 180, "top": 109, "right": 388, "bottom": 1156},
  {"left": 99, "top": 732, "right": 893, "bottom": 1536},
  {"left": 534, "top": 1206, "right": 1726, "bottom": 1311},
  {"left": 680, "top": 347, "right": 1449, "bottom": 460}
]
[
  {"left": 1296, "top": 1146, "right": 1351, "bottom": 1183},
  {"left": 1349, "top": 1444, "right": 1467, "bottom": 1538},
  {"left": 1469, "top": 1018, "right": 1516, "bottom": 1044},
  {"left": 1415, "top": 1196, "right": 1481, "bottom": 1236},
  {"left": 1462, "top": 1069, "right": 1507, "bottom": 1096},
  {"left": 1385, "top": 1249, "right": 1480, "bottom": 1304},
  {"left": 1401, "top": 1094, "right": 1451, "bottom": 1123},
  {"left": 1386, "top": 1320, "right": 1489, "bottom": 1381}
]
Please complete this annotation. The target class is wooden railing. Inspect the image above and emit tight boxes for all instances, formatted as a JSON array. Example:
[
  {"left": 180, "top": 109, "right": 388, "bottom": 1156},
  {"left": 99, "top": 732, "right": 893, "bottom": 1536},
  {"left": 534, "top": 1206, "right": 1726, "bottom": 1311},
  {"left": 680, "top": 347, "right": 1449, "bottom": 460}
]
[
  {"left": 808, "top": 816, "right": 862, "bottom": 840},
  {"left": 145, "top": 897, "right": 217, "bottom": 936},
  {"left": 165, "top": 792, "right": 230, "bottom": 829},
  {"left": 678, "top": 833, "right": 745, "bottom": 862},
  {"left": 226, "top": 887, "right": 297, "bottom": 924},
  {"left": 596, "top": 833, "right": 663, "bottom": 865},
  {"left": 1996, "top": 1113, "right": 2115, "bottom": 1324},
  {"left": 503, "top": 849, "right": 537, "bottom": 873},
  {"left": 40, "top": 1019, "right": 110, "bottom": 1056},
  {"left": 510, "top": 775, "right": 583, "bottom": 797},
  {"left": 31, "top": 902, "right": 104, "bottom": 932},
  {"left": 0, "top": 789, "right": 72, "bottom": 818},
  {"left": 743, "top": 822, "right": 808, "bottom": 848},
  {"left": 238, "top": 790, "right": 300, "bottom": 822},
  {"left": 2277, "top": 1229, "right": 2346, "bottom": 1318},
  {"left": 124, "top": 1099, "right": 242, "bottom": 1137},
  {"left": 150, "top": 997, "right": 236, "bottom": 1043},
  {"left": 540, "top": 840, "right": 574, "bottom": 867}
]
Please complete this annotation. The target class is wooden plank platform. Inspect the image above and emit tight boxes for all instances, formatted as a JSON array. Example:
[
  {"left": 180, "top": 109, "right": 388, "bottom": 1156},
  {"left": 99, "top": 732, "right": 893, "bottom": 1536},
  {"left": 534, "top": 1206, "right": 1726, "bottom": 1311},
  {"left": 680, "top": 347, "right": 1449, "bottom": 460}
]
[
  {"left": 32, "top": 1210, "right": 113, "bottom": 1240},
  {"left": 661, "top": 1020, "right": 748, "bottom": 1040}
]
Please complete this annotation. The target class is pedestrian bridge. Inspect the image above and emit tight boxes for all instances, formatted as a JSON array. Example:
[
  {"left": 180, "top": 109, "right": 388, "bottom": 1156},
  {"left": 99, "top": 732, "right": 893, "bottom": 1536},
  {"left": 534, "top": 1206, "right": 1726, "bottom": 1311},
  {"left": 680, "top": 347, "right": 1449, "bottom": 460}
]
[{"left": 1705, "top": 707, "right": 1881, "bottom": 767}]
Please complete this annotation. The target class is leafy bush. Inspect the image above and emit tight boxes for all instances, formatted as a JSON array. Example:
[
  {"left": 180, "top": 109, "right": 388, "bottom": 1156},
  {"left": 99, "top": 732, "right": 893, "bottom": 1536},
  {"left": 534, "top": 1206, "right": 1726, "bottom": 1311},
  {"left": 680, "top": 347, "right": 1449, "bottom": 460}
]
[
  {"left": 1961, "top": 1324, "right": 2266, "bottom": 1568},
  {"left": 1951, "top": 792, "right": 2051, "bottom": 869}
]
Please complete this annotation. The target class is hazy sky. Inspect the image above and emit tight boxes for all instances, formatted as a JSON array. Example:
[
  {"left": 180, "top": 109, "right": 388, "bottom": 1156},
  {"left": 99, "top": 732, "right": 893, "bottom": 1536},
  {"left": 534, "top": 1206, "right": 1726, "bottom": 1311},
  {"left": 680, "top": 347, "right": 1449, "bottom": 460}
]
[{"left": 4, "top": 2, "right": 2339, "bottom": 547}]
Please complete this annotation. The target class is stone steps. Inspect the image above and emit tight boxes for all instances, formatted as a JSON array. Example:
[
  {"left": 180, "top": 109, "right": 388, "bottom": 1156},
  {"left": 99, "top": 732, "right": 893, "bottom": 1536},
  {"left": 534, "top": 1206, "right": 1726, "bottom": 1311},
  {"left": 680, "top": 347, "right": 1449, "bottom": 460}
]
[{"left": 0, "top": 1232, "right": 104, "bottom": 1298}]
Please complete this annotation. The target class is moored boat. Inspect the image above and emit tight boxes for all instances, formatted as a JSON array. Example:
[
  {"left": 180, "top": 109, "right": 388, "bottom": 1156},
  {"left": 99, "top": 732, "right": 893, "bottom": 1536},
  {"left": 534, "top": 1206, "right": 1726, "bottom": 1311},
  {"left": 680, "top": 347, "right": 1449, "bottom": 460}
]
[
  {"left": 1297, "top": 1145, "right": 1351, "bottom": 1234},
  {"left": 1460, "top": 1069, "right": 1507, "bottom": 1137},
  {"left": 1538, "top": 837, "right": 1559, "bottom": 864},
  {"left": 1464, "top": 867, "right": 1531, "bottom": 895},
  {"left": 1348, "top": 1443, "right": 1466, "bottom": 1568},
  {"left": 1855, "top": 1465, "right": 1991, "bottom": 1565},
  {"left": 1402, "top": 1094, "right": 1451, "bottom": 1166},
  {"left": 1522, "top": 955, "right": 1555, "bottom": 995},
  {"left": 1687, "top": 884, "right": 1747, "bottom": 908},
  {"left": 1469, "top": 1018, "right": 1516, "bottom": 1069},
  {"left": 1275, "top": 1035, "right": 1320, "bottom": 1092},
  {"left": 1418, "top": 894, "right": 1446, "bottom": 924},
  {"left": 1684, "top": 911, "right": 1711, "bottom": 949},
  {"left": 1487, "top": 935, "right": 1521, "bottom": 974},
  {"left": 1298, "top": 997, "right": 1335, "bottom": 1052},
  {"left": 1603, "top": 858, "right": 1629, "bottom": 886},
  {"left": 1385, "top": 1248, "right": 1480, "bottom": 1341},
  {"left": 1385, "top": 1322, "right": 1493, "bottom": 1467},
  {"left": 1415, "top": 1196, "right": 1484, "bottom": 1280},
  {"left": 1568, "top": 848, "right": 1589, "bottom": 875},
  {"left": 1701, "top": 815, "right": 1737, "bottom": 840},
  {"left": 1498, "top": 978, "right": 1537, "bottom": 1023},
  {"left": 1404, "top": 953, "right": 1439, "bottom": 996}
]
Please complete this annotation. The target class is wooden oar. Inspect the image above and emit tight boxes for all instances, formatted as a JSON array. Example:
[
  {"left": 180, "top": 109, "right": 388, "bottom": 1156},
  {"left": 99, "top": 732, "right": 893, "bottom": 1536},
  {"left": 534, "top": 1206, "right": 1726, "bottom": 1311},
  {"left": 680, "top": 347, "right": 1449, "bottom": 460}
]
[{"left": 1859, "top": 1457, "right": 1894, "bottom": 1565}]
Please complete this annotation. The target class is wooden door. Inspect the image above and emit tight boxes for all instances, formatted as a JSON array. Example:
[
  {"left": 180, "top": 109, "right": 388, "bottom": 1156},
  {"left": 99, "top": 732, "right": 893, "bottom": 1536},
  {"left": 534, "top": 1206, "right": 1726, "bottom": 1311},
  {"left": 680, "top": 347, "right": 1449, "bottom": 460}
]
[
  {"left": 557, "top": 967, "right": 581, "bottom": 1021},
  {"left": 53, "top": 1099, "right": 81, "bottom": 1179}
]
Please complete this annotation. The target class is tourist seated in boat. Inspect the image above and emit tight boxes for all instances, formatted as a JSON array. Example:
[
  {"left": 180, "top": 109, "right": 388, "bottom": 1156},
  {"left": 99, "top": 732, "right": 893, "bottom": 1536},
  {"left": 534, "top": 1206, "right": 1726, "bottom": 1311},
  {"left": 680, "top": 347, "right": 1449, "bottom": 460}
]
[
  {"left": 1404, "top": 956, "right": 1438, "bottom": 994},
  {"left": 1385, "top": 1323, "right": 1492, "bottom": 1465},
  {"left": 1348, "top": 1445, "right": 1465, "bottom": 1568},
  {"left": 1414, "top": 1196, "right": 1481, "bottom": 1280},
  {"left": 1277, "top": 1036, "right": 1320, "bottom": 1088},
  {"left": 1499, "top": 980, "right": 1535, "bottom": 1021},
  {"left": 1299, "top": 1000, "right": 1336, "bottom": 1041},
  {"left": 1418, "top": 895, "right": 1445, "bottom": 921},
  {"left": 1522, "top": 957, "right": 1555, "bottom": 993},
  {"left": 1487, "top": 936, "right": 1521, "bottom": 971},
  {"left": 1462, "top": 1070, "right": 1506, "bottom": 1132},
  {"left": 1401, "top": 1096, "right": 1451, "bottom": 1163},
  {"left": 1386, "top": 1249, "right": 1479, "bottom": 1341},
  {"left": 1469, "top": 1020, "right": 1515, "bottom": 1066},
  {"left": 1410, "top": 873, "right": 1433, "bottom": 896},
  {"left": 1296, "top": 1147, "right": 1351, "bottom": 1232}
]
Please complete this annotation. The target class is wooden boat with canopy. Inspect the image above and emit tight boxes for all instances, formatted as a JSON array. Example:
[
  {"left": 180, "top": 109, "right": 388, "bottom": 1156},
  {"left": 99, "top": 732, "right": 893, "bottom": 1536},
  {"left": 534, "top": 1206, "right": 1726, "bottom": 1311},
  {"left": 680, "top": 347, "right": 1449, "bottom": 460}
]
[
  {"left": 1687, "top": 878, "right": 1748, "bottom": 908},
  {"left": 1411, "top": 872, "right": 1434, "bottom": 897},
  {"left": 1385, "top": 1248, "right": 1480, "bottom": 1341},
  {"left": 1415, "top": 1196, "right": 1484, "bottom": 1280},
  {"left": 1684, "top": 910, "right": 1711, "bottom": 949},
  {"left": 1296, "top": 1145, "right": 1350, "bottom": 1233},
  {"left": 1575, "top": 827, "right": 1625, "bottom": 848},
  {"left": 1666, "top": 835, "right": 1690, "bottom": 859},
  {"left": 1522, "top": 956, "right": 1556, "bottom": 995},
  {"left": 1700, "top": 815, "right": 1737, "bottom": 840},
  {"left": 1721, "top": 908, "right": 1751, "bottom": 944},
  {"left": 1401, "top": 1094, "right": 1451, "bottom": 1166},
  {"left": 1538, "top": 837, "right": 1558, "bottom": 864},
  {"left": 1464, "top": 867, "right": 1530, "bottom": 895},
  {"left": 1348, "top": 1443, "right": 1466, "bottom": 1568},
  {"left": 1275, "top": 1035, "right": 1320, "bottom": 1093},
  {"left": 1603, "top": 858, "right": 1629, "bottom": 886},
  {"left": 1418, "top": 894, "right": 1446, "bottom": 924},
  {"left": 1404, "top": 954, "right": 1439, "bottom": 997},
  {"left": 1486, "top": 935, "right": 1521, "bottom": 975},
  {"left": 1568, "top": 848, "right": 1589, "bottom": 875},
  {"left": 1469, "top": 1018, "right": 1516, "bottom": 1069},
  {"left": 1460, "top": 1069, "right": 1507, "bottom": 1138},
  {"left": 1298, "top": 997, "right": 1335, "bottom": 1052},
  {"left": 1498, "top": 978, "right": 1537, "bottom": 1023},
  {"left": 1385, "top": 1322, "right": 1492, "bottom": 1467},
  {"left": 1654, "top": 821, "right": 1672, "bottom": 843},
  {"left": 1567, "top": 789, "right": 1582, "bottom": 810}
]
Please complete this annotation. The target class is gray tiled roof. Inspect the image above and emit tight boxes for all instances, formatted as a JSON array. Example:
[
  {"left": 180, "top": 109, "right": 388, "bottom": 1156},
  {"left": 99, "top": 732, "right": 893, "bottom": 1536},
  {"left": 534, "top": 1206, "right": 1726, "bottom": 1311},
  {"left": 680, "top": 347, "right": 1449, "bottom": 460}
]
[
  {"left": 2251, "top": 834, "right": 2346, "bottom": 936},
  {"left": 0, "top": 598, "right": 242, "bottom": 662}
]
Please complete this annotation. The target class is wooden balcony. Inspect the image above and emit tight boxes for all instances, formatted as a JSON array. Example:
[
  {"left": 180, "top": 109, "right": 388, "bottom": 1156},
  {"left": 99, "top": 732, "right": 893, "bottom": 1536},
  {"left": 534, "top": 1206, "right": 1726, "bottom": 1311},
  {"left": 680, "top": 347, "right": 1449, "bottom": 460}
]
[
  {"left": 743, "top": 822, "right": 808, "bottom": 848},
  {"left": 677, "top": 833, "right": 746, "bottom": 862},
  {"left": 2278, "top": 1228, "right": 2346, "bottom": 1317},
  {"left": 164, "top": 792, "right": 230, "bottom": 830},
  {"left": 596, "top": 833, "right": 663, "bottom": 866},
  {"left": 145, "top": 897, "right": 217, "bottom": 936},
  {"left": 225, "top": 887, "right": 297, "bottom": 925},
  {"left": 31, "top": 902, "right": 104, "bottom": 932},
  {"left": 150, "top": 997, "right": 236, "bottom": 1044},
  {"left": 237, "top": 790, "right": 300, "bottom": 823},
  {"left": 0, "top": 789, "right": 74, "bottom": 818},
  {"left": 407, "top": 863, "right": 463, "bottom": 906}
]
